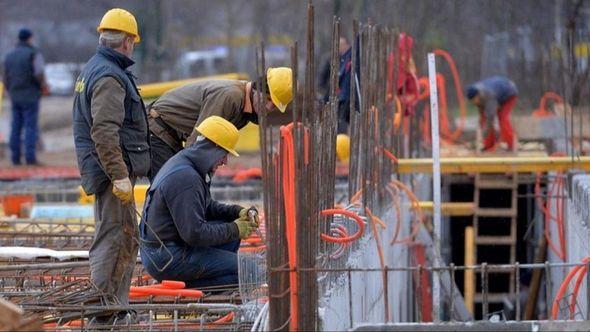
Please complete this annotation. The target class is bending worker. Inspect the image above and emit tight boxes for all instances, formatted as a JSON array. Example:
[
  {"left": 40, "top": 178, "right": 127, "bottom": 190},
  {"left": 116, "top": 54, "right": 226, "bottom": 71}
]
[
  {"left": 466, "top": 76, "right": 518, "bottom": 152},
  {"left": 147, "top": 68, "right": 293, "bottom": 180},
  {"left": 139, "top": 116, "right": 258, "bottom": 288},
  {"left": 72, "top": 8, "right": 148, "bottom": 320}
]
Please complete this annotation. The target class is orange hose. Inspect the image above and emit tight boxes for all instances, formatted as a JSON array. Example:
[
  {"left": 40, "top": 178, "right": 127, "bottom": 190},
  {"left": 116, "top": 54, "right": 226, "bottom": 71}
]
[
  {"left": 535, "top": 152, "right": 567, "bottom": 261},
  {"left": 570, "top": 266, "right": 587, "bottom": 319},
  {"left": 232, "top": 167, "right": 263, "bottom": 183},
  {"left": 320, "top": 208, "right": 366, "bottom": 243},
  {"left": 552, "top": 257, "right": 590, "bottom": 319},
  {"left": 365, "top": 206, "right": 390, "bottom": 321},
  {"left": 129, "top": 286, "right": 203, "bottom": 298},
  {"left": 280, "top": 123, "right": 299, "bottom": 330},
  {"left": 533, "top": 91, "right": 564, "bottom": 117},
  {"left": 433, "top": 49, "right": 467, "bottom": 142},
  {"left": 211, "top": 312, "right": 235, "bottom": 324},
  {"left": 161, "top": 280, "right": 186, "bottom": 289},
  {"left": 239, "top": 245, "right": 267, "bottom": 252}
]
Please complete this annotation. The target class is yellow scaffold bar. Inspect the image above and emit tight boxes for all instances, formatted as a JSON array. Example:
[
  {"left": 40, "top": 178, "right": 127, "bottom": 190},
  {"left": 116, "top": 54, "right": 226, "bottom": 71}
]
[
  {"left": 418, "top": 201, "right": 474, "bottom": 216},
  {"left": 139, "top": 73, "right": 249, "bottom": 99},
  {"left": 397, "top": 156, "right": 590, "bottom": 174}
]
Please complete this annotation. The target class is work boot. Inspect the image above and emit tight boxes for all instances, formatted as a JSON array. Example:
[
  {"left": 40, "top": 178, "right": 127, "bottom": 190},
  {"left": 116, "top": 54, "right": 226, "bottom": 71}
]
[{"left": 26, "top": 160, "right": 46, "bottom": 167}]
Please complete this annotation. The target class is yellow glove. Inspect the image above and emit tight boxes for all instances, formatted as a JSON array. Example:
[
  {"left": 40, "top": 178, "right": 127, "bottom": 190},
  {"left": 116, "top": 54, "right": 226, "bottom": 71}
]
[
  {"left": 112, "top": 177, "right": 133, "bottom": 204},
  {"left": 234, "top": 219, "right": 257, "bottom": 239}
]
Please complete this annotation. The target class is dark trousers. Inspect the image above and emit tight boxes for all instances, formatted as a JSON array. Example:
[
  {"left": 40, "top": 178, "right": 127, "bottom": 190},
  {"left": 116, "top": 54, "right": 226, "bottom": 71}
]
[
  {"left": 140, "top": 221, "right": 240, "bottom": 288},
  {"left": 90, "top": 181, "right": 139, "bottom": 305},
  {"left": 9, "top": 100, "right": 39, "bottom": 164},
  {"left": 149, "top": 133, "right": 180, "bottom": 182}
]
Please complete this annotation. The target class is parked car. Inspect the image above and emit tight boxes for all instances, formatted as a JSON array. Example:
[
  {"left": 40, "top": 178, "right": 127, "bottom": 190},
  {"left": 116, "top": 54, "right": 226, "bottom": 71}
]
[{"left": 44, "top": 63, "right": 83, "bottom": 96}]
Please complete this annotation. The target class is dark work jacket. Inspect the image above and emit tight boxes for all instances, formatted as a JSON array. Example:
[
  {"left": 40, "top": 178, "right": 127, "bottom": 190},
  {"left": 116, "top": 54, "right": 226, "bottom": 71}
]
[
  {"left": 140, "top": 138, "right": 241, "bottom": 247},
  {"left": 3, "top": 42, "right": 41, "bottom": 103},
  {"left": 72, "top": 46, "right": 150, "bottom": 195}
]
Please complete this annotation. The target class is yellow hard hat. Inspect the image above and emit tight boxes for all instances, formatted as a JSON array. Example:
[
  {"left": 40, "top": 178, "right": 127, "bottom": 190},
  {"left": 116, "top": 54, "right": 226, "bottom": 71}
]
[
  {"left": 97, "top": 8, "right": 141, "bottom": 43},
  {"left": 267, "top": 67, "right": 293, "bottom": 113},
  {"left": 336, "top": 134, "right": 350, "bottom": 163},
  {"left": 196, "top": 116, "right": 240, "bottom": 157}
]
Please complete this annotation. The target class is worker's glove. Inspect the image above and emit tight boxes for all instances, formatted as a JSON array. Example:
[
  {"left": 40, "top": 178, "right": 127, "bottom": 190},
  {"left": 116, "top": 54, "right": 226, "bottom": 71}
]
[
  {"left": 234, "top": 219, "right": 257, "bottom": 239},
  {"left": 239, "top": 206, "right": 259, "bottom": 226},
  {"left": 112, "top": 177, "right": 133, "bottom": 204}
]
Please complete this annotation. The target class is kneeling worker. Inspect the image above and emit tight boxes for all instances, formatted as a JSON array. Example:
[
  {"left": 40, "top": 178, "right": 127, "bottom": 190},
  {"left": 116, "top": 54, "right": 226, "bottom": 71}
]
[
  {"left": 148, "top": 67, "right": 293, "bottom": 180},
  {"left": 139, "top": 116, "right": 258, "bottom": 288}
]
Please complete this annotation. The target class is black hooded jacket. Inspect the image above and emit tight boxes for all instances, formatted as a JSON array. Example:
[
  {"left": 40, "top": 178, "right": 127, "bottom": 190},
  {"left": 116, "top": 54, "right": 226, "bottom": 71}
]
[{"left": 140, "top": 138, "right": 242, "bottom": 247}]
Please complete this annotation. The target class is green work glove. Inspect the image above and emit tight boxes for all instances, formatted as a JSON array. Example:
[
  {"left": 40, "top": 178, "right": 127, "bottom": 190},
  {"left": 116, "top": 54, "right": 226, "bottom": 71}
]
[
  {"left": 239, "top": 206, "right": 259, "bottom": 224},
  {"left": 239, "top": 207, "right": 249, "bottom": 220},
  {"left": 234, "top": 219, "right": 256, "bottom": 239}
]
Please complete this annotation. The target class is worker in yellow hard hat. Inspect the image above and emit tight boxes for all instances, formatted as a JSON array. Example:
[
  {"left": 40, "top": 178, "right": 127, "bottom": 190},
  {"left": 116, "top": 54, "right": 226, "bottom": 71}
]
[
  {"left": 147, "top": 67, "right": 293, "bottom": 180},
  {"left": 139, "top": 116, "right": 258, "bottom": 289},
  {"left": 336, "top": 134, "right": 350, "bottom": 163},
  {"left": 72, "top": 8, "right": 145, "bottom": 323}
]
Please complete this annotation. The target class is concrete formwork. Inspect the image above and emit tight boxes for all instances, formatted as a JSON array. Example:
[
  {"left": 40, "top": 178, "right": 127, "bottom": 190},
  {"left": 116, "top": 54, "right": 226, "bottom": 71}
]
[{"left": 320, "top": 206, "right": 411, "bottom": 330}]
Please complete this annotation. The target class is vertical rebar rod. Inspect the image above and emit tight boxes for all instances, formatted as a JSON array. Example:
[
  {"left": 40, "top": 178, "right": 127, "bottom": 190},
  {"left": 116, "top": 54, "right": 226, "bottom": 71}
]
[
  {"left": 586, "top": 261, "right": 590, "bottom": 320},
  {"left": 514, "top": 262, "right": 520, "bottom": 321},
  {"left": 545, "top": 261, "right": 553, "bottom": 320},
  {"left": 450, "top": 263, "right": 456, "bottom": 321},
  {"left": 348, "top": 270, "right": 353, "bottom": 329},
  {"left": 482, "top": 263, "right": 489, "bottom": 318}
]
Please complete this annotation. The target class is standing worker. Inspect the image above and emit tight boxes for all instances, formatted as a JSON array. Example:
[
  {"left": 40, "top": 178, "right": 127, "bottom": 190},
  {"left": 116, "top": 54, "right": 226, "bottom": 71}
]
[
  {"left": 140, "top": 116, "right": 258, "bottom": 288},
  {"left": 3, "top": 28, "right": 47, "bottom": 166},
  {"left": 318, "top": 37, "right": 354, "bottom": 135},
  {"left": 147, "top": 68, "right": 292, "bottom": 180},
  {"left": 467, "top": 76, "right": 518, "bottom": 152},
  {"left": 72, "top": 8, "right": 149, "bottom": 322}
]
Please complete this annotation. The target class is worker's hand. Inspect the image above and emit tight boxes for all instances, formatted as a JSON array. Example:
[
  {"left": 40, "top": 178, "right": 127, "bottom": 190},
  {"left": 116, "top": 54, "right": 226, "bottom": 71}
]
[
  {"left": 112, "top": 177, "right": 133, "bottom": 204},
  {"left": 239, "top": 207, "right": 249, "bottom": 220},
  {"left": 239, "top": 206, "right": 259, "bottom": 226},
  {"left": 234, "top": 219, "right": 257, "bottom": 239}
]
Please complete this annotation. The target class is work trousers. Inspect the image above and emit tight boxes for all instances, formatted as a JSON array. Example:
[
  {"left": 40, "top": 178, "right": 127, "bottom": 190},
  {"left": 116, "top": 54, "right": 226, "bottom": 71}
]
[
  {"left": 480, "top": 96, "right": 517, "bottom": 150},
  {"left": 149, "top": 133, "right": 180, "bottom": 182},
  {"left": 90, "top": 181, "right": 138, "bottom": 305},
  {"left": 9, "top": 100, "right": 39, "bottom": 164},
  {"left": 140, "top": 221, "right": 240, "bottom": 289}
]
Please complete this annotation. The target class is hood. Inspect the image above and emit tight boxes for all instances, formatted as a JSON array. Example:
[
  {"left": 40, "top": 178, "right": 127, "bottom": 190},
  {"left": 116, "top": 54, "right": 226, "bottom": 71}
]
[{"left": 181, "top": 137, "right": 228, "bottom": 179}]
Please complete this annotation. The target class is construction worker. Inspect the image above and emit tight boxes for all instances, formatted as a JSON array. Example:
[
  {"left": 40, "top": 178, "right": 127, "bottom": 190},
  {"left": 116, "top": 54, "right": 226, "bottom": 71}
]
[
  {"left": 3, "top": 28, "right": 48, "bottom": 165},
  {"left": 147, "top": 68, "right": 293, "bottom": 180},
  {"left": 319, "top": 37, "right": 354, "bottom": 135},
  {"left": 466, "top": 76, "right": 518, "bottom": 151},
  {"left": 139, "top": 116, "right": 258, "bottom": 288},
  {"left": 72, "top": 8, "right": 148, "bottom": 321},
  {"left": 388, "top": 33, "right": 419, "bottom": 117}
]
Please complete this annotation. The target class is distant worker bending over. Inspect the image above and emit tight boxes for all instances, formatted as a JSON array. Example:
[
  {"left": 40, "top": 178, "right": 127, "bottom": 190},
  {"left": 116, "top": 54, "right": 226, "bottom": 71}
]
[
  {"left": 467, "top": 76, "right": 518, "bottom": 152},
  {"left": 139, "top": 116, "right": 258, "bottom": 288},
  {"left": 147, "top": 68, "right": 293, "bottom": 180}
]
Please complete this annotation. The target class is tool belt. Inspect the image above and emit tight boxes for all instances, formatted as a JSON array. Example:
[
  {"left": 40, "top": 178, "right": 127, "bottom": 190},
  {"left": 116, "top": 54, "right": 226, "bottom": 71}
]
[{"left": 148, "top": 109, "right": 184, "bottom": 151}]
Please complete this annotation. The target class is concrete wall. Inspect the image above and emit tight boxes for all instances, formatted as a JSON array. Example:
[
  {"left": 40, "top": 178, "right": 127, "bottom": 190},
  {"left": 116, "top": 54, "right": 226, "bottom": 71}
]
[
  {"left": 320, "top": 206, "right": 412, "bottom": 330},
  {"left": 564, "top": 174, "right": 590, "bottom": 318}
]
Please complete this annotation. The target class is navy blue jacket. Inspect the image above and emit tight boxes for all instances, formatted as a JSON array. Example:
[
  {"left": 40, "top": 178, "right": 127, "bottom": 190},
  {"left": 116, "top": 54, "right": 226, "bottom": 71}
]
[
  {"left": 73, "top": 46, "right": 150, "bottom": 195},
  {"left": 470, "top": 76, "right": 518, "bottom": 119},
  {"left": 3, "top": 42, "right": 41, "bottom": 103},
  {"left": 140, "top": 139, "right": 242, "bottom": 247}
]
